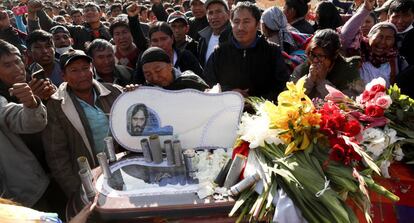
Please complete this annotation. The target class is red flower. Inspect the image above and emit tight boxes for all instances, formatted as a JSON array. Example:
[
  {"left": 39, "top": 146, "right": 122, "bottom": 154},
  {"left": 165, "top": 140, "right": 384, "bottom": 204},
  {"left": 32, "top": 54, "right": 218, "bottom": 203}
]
[
  {"left": 365, "top": 105, "right": 384, "bottom": 117},
  {"left": 328, "top": 137, "right": 362, "bottom": 165},
  {"left": 370, "top": 84, "right": 386, "bottom": 94},
  {"left": 343, "top": 120, "right": 361, "bottom": 137},
  {"left": 361, "top": 90, "right": 373, "bottom": 103},
  {"left": 329, "top": 143, "right": 346, "bottom": 162}
]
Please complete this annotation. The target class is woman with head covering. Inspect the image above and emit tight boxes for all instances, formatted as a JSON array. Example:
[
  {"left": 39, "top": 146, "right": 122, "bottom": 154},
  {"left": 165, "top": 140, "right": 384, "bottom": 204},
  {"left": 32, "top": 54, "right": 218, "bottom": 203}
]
[
  {"left": 290, "top": 29, "right": 364, "bottom": 99},
  {"left": 359, "top": 22, "right": 407, "bottom": 86},
  {"left": 260, "top": 6, "right": 298, "bottom": 53},
  {"left": 340, "top": 0, "right": 407, "bottom": 86}
]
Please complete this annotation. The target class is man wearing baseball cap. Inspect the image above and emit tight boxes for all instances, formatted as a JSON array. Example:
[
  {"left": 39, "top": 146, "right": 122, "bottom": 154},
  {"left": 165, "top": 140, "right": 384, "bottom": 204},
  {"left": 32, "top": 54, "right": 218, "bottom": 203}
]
[
  {"left": 198, "top": 0, "right": 232, "bottom": 67},
  {"left": 42, "top": 49, "right": 122, "bottom": 198},
  {"left": 49, "top": 25, "right": 73, "bottom": 58},
  {"left": 168, "top": 12, "right": 199, "bottom": 58}
]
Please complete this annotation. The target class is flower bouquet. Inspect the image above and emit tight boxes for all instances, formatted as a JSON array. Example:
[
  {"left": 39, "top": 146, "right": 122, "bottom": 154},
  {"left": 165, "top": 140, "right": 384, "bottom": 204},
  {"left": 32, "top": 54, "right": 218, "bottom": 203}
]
[{"left": 228, "top": 77, "right": 412, "bottom": 223}]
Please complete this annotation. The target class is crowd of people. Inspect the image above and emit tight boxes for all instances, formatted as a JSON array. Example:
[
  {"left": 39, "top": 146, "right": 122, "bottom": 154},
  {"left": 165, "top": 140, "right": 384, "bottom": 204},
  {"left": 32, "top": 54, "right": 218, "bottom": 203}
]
[{"left": 0, "top": 0, "right": 413, "bottom": 221}]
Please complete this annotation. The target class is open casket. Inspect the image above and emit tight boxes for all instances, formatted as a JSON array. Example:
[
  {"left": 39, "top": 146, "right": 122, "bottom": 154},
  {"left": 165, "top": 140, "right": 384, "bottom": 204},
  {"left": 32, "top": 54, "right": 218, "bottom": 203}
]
[{"left": 72, "top": 87, "right": 244, "bottom": 221}]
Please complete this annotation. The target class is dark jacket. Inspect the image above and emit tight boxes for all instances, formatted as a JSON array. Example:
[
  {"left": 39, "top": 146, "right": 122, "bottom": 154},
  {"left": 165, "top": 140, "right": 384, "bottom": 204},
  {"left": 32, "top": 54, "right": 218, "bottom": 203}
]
[
  {"left": 30, "top": 10, "right": 111, "bottom": 51},
  {"left": 128, "top": 15, "right": 149, "bottom": 55},
  {"left": 203, "top": 35, "right": 289, "bottom": 101},
  {"left": 291, "top": 18, "right": 314, "bottom": 34},
  {"left": 188, "top": 16, "right": 209, "bottom": 41},
  {"left": 42, "top": 81, "right": 121, "bottom": 197},
  {"left": 135, "top": 48, "right": 203, "bottom": 84},
  {"left": 95, "top": 65, "right": 135, "bottom": 87},
  {"left": 396, "top": 65, "right": 414, "bottom": 98},
  {"left": 151, "top": 3, "right": 169, "bottom": 22},
  {"left": 0, "top": 26, "right": 26, "bottom": 54},
  {"left": 176, "top": 35, "right": 199, "bottom": 59},
  {"left": 145, "top": 68, "right": 209, "bottom": 91},
  {"left": 197, "top": 22, "right": 232, "bottom": 67}
]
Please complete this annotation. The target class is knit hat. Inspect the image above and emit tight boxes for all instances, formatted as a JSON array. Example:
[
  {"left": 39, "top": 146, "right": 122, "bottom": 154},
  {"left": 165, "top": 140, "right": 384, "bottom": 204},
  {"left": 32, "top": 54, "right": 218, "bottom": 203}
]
[{"left": 140, "top": 47, "right": 171, "bottom": 65}]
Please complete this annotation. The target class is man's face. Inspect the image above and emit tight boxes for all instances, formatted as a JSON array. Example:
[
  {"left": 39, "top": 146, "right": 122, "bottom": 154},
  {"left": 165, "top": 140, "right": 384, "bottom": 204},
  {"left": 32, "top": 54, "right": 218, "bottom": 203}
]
[
  {"left": 63, "top": 58, "right": 93, "bottom": 93},
  {"left": 131, "top": 109, "right": 146, "bottom": 134},
  {"left": 190, "top": 0, "right": 206, "bottom": 19},
  {"left": 142, "top": 61, "right": 174, "bottom": 87},
  {"left": 0, "top": 52, "right": 26, "bottom": 87},
  {"left": 29, "top": 40, "right": 55, "bottom": 66},
  {"left": 389, "top": 10, "right": 414, "bottom": 32},
  {"left": 92, "top": 48, "right": 115, "bottom": 75},
  {"left": 206, "top": 3, "right": 229, "bottom": 34},
  {"left": 0, "top": 9, "right": 10, "bottom": 30},
  {"left": 170, "top": 20, "right": 189, "bottom": 43},
  {"left": 231, "top": 8, "right": 258, "bottom": 48},
  {"left": 53, "top": 32, "right": 72, "bottom": 48},
  {"left": 111, "top": 7, "right": 122, "bottom": 18},
  {"left": 71, "top": 12, "right": 84, "bottom": 25},
  {"left": 84, "top": 6, "right": 100, "bottom": 24},
  {"left": 113, "top": 26, "right": 133, "bottom": 50}
]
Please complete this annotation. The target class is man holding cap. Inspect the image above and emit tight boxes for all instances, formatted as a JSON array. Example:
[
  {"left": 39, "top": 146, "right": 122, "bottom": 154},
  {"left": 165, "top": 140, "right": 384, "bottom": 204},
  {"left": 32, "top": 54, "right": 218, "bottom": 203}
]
[
  {"left": 140, "top": 47, "right": 208, "bottom": 91},
  {"left": 42, "top": 49, "right": 122, "bottom": 198},
  {"left": 168, "top": 11, "right": 199, "bottom": 58},
  {"left": 198, "top": 0, "right": 231, "bottom": 67}
]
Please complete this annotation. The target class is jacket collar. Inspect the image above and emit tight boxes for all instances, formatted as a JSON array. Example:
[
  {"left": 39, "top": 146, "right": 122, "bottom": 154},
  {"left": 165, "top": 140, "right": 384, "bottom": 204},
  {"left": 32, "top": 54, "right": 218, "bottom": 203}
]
[
  {"left": 198, "top": 21, "right": 231, "bottom": 39},
  {"left": 51, "top": 79, "right": 111, "bottom": 103}
]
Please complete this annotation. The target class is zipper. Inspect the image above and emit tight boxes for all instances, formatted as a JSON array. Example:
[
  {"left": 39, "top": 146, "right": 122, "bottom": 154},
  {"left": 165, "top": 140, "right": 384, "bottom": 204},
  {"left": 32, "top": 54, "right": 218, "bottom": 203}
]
[{"left": 243, "top": 49, "right": 246, "bottom": 58}]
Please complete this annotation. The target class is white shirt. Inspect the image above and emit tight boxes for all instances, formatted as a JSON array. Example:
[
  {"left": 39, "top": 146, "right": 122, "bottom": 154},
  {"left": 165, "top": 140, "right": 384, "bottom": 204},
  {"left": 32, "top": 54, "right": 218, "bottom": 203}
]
[{"left": 205, "top": 34, "right": 220, "bottom": 64}]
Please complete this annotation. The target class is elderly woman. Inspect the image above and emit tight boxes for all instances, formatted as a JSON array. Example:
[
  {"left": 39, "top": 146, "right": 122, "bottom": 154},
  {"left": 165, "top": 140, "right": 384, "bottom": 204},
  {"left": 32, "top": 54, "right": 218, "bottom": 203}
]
[
  {"left": 341, "top": 0, "right": 407, "bottom": 86},
  {"left": 290, "top": 29, "right": 364, "bottom": 99}
]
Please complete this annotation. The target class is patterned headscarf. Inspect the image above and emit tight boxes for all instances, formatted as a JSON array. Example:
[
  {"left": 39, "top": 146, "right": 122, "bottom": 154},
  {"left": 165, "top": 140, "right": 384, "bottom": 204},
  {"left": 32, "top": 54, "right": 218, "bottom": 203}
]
[
  {"left": 365, "top": 22, "right": 398, "bottom": 67},
  {"left": 260, "top": 6, "right": 296, "bottom": 52}
]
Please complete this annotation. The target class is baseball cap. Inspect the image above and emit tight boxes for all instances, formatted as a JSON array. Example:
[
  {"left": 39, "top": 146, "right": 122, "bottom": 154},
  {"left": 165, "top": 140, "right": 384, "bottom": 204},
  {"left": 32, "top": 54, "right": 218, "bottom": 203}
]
[
  {"left": 50, "top": 25, "right": 70, "bottom": 35},
  {"left": 167, "top": 12, "right": 188, "bottom": 24},
  {"left": 205, "top": 0, "right": 229, "bottom": 10},
  {"left": 60, "top": 49, "right": 92, "bottom": 69}
]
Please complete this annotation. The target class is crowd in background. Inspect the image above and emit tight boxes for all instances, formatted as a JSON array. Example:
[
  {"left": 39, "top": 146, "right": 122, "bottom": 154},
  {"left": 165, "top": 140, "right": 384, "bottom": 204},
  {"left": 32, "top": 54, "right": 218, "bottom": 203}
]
[{"left": 0, "top": 0, "right": 413, "bottom": 221}]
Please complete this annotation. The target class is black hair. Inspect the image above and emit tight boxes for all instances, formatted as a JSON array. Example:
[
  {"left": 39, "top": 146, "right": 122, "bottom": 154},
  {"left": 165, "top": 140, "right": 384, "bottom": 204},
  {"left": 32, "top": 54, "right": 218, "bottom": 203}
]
[
  {"left": 59, "top": 10, "right": 67, "bottom": 15},
  {"left": 388, "top": 0, "right": 414, "bottom": 15},
  {"left": 131, "top": 103, "right": 148, "bottom": 118},
  {"left": 0, "top": 39, "right": 20, "bottom": 61},
  {"left": 110, "top": 3, "right": 122, "bottom": 12},
  {"left": 148, "top": 21, "right": 174, "bottom": 39},
  {"left": 231, "top": 1, "right": 261, "bottom": 22},
  {"left": 315, "top": 1, "right": 342, "bottom": 30},
  {"left": 285, "top": 0, "right": 310, "bottom": 19},
  {"left": 109, "top": 18, "right": 130, "bottom": 36},
  {"left": 306, "top": 28, "right": 341, "bottom": 60},
  {"left": 70, "top": 8, "right": 82, "bottom": 16},
  {"left": 86, "top": 39, "right": 114, "bottom": 58},
  {"left": 26, "top": 30, "right": 54, "bottom": 50},
  {"left": 85, "top": 2, "right": 101, "bottom": 12},
  {"left": 368, "top": 11, "right": 378, "bottom": 24}
]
